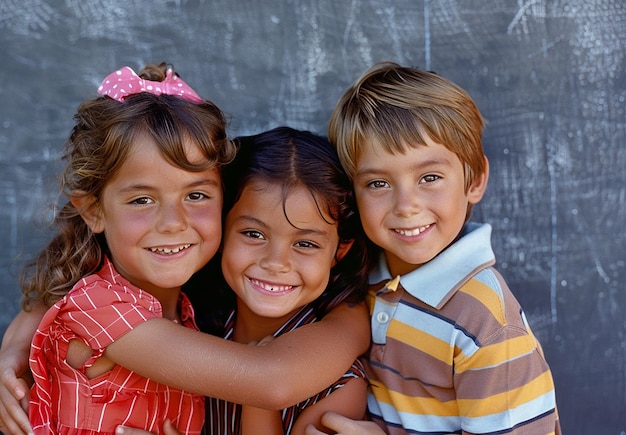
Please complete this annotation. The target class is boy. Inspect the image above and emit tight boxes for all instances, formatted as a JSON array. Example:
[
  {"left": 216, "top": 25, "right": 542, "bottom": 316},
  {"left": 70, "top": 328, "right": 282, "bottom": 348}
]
[{"left": 314, "top": 63, "right": 561, "bottom": 434}]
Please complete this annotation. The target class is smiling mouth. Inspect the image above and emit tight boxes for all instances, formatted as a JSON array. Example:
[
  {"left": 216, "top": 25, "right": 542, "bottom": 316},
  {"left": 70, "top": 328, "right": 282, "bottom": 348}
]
[
  {"left": 148, "top": 244, "right": 191, "bottom": 255},
  {"left": 394, "top": 224, "right": 431, "bottom": 237},
  {"left": 249, "top": 278, "right": 296, "bottom": 293}
]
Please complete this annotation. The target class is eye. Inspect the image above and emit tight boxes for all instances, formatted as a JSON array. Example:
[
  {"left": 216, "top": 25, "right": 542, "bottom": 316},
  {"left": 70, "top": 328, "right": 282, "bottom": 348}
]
[
  {"left": 187, "top": 192, "right": 209, "bottom": 201},
  {"left": 130, "top": 197, "right": 153, "bottom": 205},
  {"left": 420, "top": 174, "right": 441, "bottom": 184},
  {"left": 367, "top": 179, "right": 389, "bottom": 189},
  {"left": 294, "top": 240, "right": 320, "bottom": 249},
  {"left": 241, "top": 230, "right": 265, "bottom": 240}
]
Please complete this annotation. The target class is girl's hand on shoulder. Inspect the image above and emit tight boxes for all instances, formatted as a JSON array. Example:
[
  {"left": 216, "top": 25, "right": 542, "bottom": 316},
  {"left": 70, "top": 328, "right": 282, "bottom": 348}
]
[
  {"left": 304, "top": 412, "right": 387, "bottom": 435},
  {"left": 116, "top": 419, "right": 181, "bottom": 435}
]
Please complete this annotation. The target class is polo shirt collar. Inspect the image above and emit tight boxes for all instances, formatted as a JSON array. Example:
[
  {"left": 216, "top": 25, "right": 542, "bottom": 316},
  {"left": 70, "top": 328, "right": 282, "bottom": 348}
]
[{"left": 368, "top": 222, "right": 495, "bottom": 309}]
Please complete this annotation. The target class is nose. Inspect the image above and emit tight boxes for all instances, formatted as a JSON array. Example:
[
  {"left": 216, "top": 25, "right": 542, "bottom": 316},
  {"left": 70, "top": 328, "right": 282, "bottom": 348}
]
[
  {"left": 156, "top": 202, "right": 188, "bottom": 233},
  {"left": 259, "top": 242, "right": 291, "bottom": 273},
  {"left": 393, "top": 185, "right": 421, "bottom": 218}
]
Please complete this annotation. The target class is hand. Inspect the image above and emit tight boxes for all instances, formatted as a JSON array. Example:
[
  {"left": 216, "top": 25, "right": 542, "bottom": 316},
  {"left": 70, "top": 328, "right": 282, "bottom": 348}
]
[
  {"left": 248, "top": 335, "right": 275, "bottom": 347},
  {"left": 0, "top": 352, "right": 33, "bottom": 435},
  {"left": 116, "top": 419, "right": 181, "bottom": 435},
  {"left": 304, "top": 412, "right": 386, "bottom": 435},
  {"left": 0, "top": 305, "right": 47, "bottom": 435}
]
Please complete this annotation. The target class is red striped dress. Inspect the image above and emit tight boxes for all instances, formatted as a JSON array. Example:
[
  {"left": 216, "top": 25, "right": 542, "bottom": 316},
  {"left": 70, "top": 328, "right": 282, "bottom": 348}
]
[{"left": 29, "top": 258, "right": 205, "bottom": 435}]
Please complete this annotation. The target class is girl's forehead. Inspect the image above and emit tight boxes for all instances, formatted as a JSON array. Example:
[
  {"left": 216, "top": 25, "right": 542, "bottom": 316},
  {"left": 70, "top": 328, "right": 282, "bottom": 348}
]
[{"left": 239, "top": 179, "right": 336, "bottom": 226}]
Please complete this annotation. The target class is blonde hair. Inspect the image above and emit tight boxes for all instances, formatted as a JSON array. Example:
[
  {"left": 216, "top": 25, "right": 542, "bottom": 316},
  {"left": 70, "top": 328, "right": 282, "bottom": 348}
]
[
  {"left": 329, "top": 62, "right": 486, "bottom": 193},
  {"left": 21, "top": 63, "right": 236, "bottom": 309}
]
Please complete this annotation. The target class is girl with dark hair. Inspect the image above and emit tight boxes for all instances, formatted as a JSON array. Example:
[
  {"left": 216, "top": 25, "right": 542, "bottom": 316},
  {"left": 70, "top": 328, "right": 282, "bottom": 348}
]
[{"left": 205, "top": 127, "right": 369, "bottom": 433}]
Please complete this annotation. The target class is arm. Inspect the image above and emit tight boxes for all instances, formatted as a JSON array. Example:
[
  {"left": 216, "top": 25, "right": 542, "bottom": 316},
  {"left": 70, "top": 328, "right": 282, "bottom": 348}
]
[
  {"left": 291, "top": 376, "right": 368, "bottom": 435},
  {"left": 303, "top": 413, "right": 386, "bottom": 435},
  {"left": 0, "top": 304, "right": 47, "bottom": 435},
  {"left": 106, "top": 301, "right": 370, "bottom": 409},
  {"left": 239, "top": 336, "right": 285, "bottom": 435},
  {"left": 240, "top": 406, "right": 284, "bottom": 435},
  {"left": 236, "top": 366, "right": 369, "bottom": 435}
]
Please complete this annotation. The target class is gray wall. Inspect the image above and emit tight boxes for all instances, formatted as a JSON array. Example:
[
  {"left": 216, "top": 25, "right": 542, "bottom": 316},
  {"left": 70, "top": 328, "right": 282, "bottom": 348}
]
[{"left": 1, "top": 1, "right": 624, "bottom": 433}]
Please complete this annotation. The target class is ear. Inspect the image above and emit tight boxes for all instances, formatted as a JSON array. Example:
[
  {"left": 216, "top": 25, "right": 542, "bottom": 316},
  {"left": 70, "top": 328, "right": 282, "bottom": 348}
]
[
  {"left": 333, "top": 239, "right": 355, "bottom": 266},
  {"left": 70, "top": 191, "right": 105, "bottom": 234},
  {"left": 467, "top": 156, "right": 489, "bottom": 204}
]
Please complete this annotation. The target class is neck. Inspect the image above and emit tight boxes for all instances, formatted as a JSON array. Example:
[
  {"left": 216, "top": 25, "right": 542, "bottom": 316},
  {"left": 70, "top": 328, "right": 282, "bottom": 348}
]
[
  {"left": 150, "top": 287, "right": 183, "bottom": 323},
  {"left": 232, "top": 299, "right": 296, "bottom": 343}
]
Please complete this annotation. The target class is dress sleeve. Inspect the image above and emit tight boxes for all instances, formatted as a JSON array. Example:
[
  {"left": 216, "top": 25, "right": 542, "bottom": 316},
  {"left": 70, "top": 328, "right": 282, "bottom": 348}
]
[{"left": 58, "top": 278, "right": 160, "bottom": 351}]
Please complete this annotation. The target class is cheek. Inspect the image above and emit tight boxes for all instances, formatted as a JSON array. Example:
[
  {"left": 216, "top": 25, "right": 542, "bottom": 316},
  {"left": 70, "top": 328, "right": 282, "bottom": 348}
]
[
  {"left": 355, "top": 199, "right": 384, "bottom": 234},
  {"left": 193, "top": 207, "right": 222, "bottom": 235},
  {"left": 220, "top": 249, "right": 241, "bottom": 291},
  {"left": 433, "top": 190, "right": 468, "bottom": 217},
  {"left": 355, "top": 195, "right": 380, "bottom": 220},
  {"left": 107, "top": 215, "right": 145, "bottom": 239},
  {"left": 305, "top": 251, "right": 335, "bottom": 278}
]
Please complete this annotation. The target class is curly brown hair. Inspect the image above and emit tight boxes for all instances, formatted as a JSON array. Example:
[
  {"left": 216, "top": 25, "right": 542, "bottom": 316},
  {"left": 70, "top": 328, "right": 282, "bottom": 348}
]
[{"left": 21, "top": 63, "right": 236, "bottom": 309}]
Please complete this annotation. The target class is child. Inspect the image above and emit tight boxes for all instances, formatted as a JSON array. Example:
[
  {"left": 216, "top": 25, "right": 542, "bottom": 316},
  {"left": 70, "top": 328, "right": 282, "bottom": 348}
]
[
  {"left": 206, "top": 126, "right": 369, "bottom": 433},
  {"left": 0, "top": 65, "right": 370, "bottom": 434},
  {"left": 25, "top": 62, "right": 236, "bottom": 434},
  {"left": 310, "top": 62, "right": 562, "bottom": 434}
]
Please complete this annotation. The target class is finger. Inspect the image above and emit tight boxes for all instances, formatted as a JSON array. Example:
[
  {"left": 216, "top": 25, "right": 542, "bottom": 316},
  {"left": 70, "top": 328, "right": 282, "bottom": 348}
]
[
  {"left": 319, "top": 412, "right": 381, "bottom": 435},
  {"left": 0, "top": 379, "right": 32, "bottom": 435},
  {"left": 303, "top": 423, "right": 327, "bottom": 435},
  {"left": 116, "top": 426, "right": 155, "bottom": 435},
  {"left": 115, "top": 420, "right": 181, "bottom": 435},
  {"left": 162, "top": 419, "right": 182, "bottom": 435},
  {"left": 0, "top": 366, "right": 27, "bottom": 401},
  {"left": 255, "top": 335, "right": 275, "bottom": 346},
  {"left": 320, "top": 411, "right": 350, "bottom": 430},
  {"left": 0, "top": 409, "right": 33, "bottom": 435}
]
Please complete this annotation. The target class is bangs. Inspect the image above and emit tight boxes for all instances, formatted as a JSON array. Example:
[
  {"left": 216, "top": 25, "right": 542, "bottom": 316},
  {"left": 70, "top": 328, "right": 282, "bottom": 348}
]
[
  {"left": 358, "top": 104, "right": 432, "bottom": 155},
  {"left": 141, "top": 98, "right": 221, "bottom": 172}
]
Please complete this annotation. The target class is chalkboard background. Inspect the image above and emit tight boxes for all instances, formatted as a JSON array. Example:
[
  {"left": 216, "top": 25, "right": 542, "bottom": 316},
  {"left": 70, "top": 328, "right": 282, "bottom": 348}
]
[{"left": 1, "top": 1, "right": 624, "bottom": 433}]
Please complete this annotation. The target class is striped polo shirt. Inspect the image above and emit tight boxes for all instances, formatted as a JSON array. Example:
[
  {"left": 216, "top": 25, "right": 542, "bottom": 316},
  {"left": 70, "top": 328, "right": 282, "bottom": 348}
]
[{"left": 364, "top": 223, "right": 561, "bottom": 434}]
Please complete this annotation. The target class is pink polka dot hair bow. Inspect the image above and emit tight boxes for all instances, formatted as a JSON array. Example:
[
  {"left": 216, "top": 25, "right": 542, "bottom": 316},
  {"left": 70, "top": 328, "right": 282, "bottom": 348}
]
[{"left": 97, "top": 66, "right": 203, "bottom": 103}]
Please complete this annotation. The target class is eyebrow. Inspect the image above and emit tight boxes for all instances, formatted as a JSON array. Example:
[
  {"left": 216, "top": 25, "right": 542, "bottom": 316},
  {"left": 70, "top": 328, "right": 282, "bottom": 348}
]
[
  {"left": 356, "top": 157, "right": 454, "bottom": 177},
  {"left": 119, "top": 177, "right": 221, "bottom": 192},
  {"left": 187, "top": 177, "right": 222, "bottom": 188},
  {"left": 233, "top": 215, "right": 333, "bottom": 239}
]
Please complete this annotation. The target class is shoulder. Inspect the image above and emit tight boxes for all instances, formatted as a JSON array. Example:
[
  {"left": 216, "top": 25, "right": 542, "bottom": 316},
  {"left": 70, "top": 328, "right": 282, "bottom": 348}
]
[
  {"left": 62, "top": 276, "right": 157, "bottom": 315},
  {"left": 42, "top": 269, "right": 161, "bottom": 344},
  {"left": 433, "top": 264, "right": 536, "bottom": 353},
  {"left": 60, "top": 259, "right": 159, "bottom": 313}
]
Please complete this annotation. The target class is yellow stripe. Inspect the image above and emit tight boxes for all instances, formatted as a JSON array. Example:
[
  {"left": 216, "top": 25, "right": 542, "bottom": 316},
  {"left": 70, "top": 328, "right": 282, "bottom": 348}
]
[
  {"left": 457, "top": 371, "right": 556, "bottom": 417},
  {"left": 460, "top": 279, "right": 505, "bottom": 325},
  {"left": 456, "top": 334, "right": 538, "bottom": 373},
  {"left": 370, "top": 379, "right": 458, "bottom": 416},
  {"left": 372, "top": 371, "right": 554, "bottom": 418},
  {"left": 387, "top": 319, "right": 451, "bottom": 363}
]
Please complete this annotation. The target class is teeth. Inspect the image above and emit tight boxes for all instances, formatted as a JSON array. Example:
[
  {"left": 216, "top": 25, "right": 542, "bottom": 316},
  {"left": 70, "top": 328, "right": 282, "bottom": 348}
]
[
  {"left": 250, "top": 279, "right": 294, "bottom": 292},
  {"left": 395, "top": 224, "right": 430, "bottom": 237},
  {"left": 149, "top": 244, "right": 191, "bottom": 255}
]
